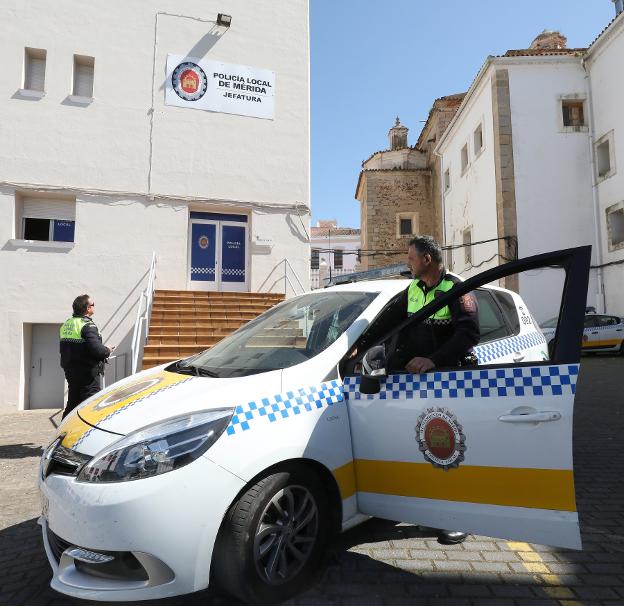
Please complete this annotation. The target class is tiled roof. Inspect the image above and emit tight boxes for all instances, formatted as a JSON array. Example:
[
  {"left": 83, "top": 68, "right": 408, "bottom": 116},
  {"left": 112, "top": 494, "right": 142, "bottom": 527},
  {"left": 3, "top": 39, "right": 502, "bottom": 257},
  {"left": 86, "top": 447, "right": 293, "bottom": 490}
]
[
  {"left": 588, "top": 14, "right": 619, "bottom": 49},
  {"left": 416, "top": 93, "right": 467, "bottom": 149},
  {"left": 501, "top": 48, "right": 586, "bottom": 57},
  {"left": 311, "top": 227, "right": 360, "bottom": 237}
]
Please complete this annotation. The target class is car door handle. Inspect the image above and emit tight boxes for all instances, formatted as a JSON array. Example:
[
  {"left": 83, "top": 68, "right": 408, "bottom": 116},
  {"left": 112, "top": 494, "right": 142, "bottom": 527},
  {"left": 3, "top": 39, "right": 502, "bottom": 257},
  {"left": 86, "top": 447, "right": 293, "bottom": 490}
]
[
  {"left": 616, "top": 329, "right": 623, "bottom": 332},
  {"left": 498, "top": 411, "right": 561, "bottom": 423},
  {"left": 512, "top": 352, "right": 525, "bottom": 362}
]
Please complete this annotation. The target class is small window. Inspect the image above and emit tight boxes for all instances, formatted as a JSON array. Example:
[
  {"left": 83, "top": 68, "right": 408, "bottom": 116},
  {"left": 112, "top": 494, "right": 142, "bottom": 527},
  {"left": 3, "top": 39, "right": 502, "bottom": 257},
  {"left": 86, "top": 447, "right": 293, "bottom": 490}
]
[
  {"left": 24, "top": 47, "right": 47, "bottom": 91},
  {"left": 396, "top": 212, "right": 418, "bottom": 238},
  {"left": 473, "top": 124, "right": 483, "bottom": 153},
  {"left": 399, "top": 218, "right": 412, "bottom": 236},
  {"left": 462, "top": 227, "right": 472, "bottom": 264},
  {"left": 584, "top": 315, "right": 598, "bottom": 328},
  {"left": 562, "top": 100, "right": 585, "bottom": 127},
  {"left": 444, "top": 168, "right": 450, "bottom": 191},
  {"left": 334, "top": 249, "right": 343, "bottom": 269},
  {"left": 73, "top": 54, "right": 95, "bottom": 98},
  {"left": 22, "top": 218, "right": 76, "bottom": 242},
  {"left": 597, "top": 138, "right": 612, "bottom": 178},
  {"left": 606, "top": 206, "right": 624, "bottom": 249},
  {"left": 311, "top": 249, "right": 320, "bottom": 270},
  {"left": 461, "top": 144, "right": 469, "bottom": 173}
]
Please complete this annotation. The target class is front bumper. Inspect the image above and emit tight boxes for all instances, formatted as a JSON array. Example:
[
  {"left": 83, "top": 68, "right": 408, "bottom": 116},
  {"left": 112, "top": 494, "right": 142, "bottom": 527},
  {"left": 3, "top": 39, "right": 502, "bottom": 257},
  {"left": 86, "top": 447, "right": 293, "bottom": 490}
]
[{"left": 39, "top": 455, "right": 245, "bottom": 602}]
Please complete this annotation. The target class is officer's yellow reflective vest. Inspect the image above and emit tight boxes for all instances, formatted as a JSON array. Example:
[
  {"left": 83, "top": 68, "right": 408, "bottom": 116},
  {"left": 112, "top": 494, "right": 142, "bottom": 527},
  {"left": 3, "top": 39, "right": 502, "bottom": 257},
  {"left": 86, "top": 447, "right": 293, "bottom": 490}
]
[
  {"left": 60, "top": 316, "right": 88, "bottom": 343},
  {"left": 407, "top": 275, "right": 455, "bottom": 321}
]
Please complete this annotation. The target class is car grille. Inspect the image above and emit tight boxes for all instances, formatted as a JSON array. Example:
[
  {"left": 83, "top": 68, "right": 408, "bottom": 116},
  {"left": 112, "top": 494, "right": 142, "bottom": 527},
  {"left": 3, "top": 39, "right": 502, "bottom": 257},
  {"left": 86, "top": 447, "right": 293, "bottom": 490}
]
[
  {"left": 45, "top": 445, "right": 91, "bottom": 478},
  {"left": 46, "top": 526, "right": 72, "bottom": 563}
]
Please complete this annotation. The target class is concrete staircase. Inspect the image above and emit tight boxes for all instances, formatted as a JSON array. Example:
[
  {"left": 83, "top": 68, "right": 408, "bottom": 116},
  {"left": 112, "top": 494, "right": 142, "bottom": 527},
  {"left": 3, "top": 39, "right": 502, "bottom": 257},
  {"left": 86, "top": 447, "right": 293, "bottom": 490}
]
[{"left": 141, "top": 290, "right": 285, "bottom": 370}]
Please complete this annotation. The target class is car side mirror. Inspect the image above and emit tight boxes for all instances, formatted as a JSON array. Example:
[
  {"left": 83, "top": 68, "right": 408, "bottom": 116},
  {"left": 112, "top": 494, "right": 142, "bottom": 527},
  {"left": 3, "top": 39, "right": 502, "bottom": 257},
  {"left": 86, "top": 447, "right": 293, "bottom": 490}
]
[{"left": 359, "top": 345, "right": 387, "bottom": 395}]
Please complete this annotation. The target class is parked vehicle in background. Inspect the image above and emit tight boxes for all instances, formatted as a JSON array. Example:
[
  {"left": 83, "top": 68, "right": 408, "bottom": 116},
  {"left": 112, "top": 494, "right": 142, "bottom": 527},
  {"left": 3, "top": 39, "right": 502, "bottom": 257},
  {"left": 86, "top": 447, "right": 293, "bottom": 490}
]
[{"left": 542, "top": 313, "right": 624, "bottom": 355}]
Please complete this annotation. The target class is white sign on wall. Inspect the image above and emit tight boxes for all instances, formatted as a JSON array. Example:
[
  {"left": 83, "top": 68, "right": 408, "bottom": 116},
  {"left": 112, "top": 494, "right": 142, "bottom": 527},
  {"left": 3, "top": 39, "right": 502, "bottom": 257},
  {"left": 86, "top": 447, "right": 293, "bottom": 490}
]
[{"left": 165, "top": 54, "right": 275, "bottom": 120}]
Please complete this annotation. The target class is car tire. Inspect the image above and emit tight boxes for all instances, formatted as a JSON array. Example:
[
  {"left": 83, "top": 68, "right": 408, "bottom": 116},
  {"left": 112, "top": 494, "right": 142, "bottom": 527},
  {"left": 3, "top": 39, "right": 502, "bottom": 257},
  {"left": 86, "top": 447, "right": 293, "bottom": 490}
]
[{"left": 212, "top": 466, "right": 330, "bottom": 605}]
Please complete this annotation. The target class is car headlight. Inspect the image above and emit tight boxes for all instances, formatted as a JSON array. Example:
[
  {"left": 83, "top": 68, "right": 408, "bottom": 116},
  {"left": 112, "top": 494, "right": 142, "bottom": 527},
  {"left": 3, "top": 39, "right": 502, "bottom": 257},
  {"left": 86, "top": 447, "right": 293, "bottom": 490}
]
[{"left": 76, "top": 409, "right": 233, "bottom": 483}]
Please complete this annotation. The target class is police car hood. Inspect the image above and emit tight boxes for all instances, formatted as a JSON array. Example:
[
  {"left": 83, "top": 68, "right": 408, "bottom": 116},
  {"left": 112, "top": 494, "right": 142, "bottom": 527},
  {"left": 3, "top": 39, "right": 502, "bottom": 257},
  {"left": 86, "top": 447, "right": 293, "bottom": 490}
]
[{"left": 73, "top": 367, "right": 282, "bottom": 438}]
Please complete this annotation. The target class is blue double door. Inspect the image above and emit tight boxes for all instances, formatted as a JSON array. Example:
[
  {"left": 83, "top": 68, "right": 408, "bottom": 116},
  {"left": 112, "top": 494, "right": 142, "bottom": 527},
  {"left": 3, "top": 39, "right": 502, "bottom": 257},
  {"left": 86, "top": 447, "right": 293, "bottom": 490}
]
[{"left": 188, "top": 213, "right": 248, "bottom": 292}]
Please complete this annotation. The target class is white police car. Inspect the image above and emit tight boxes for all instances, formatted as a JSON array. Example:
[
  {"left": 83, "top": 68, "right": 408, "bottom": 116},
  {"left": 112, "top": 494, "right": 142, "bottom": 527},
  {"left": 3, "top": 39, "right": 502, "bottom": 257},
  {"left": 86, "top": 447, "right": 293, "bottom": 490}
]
[
  {"left": 542, "top": 312, "right": 624, "bottom": 355},
  {"left": 39, "top": 247, "right": 590, "bottom": 605}
]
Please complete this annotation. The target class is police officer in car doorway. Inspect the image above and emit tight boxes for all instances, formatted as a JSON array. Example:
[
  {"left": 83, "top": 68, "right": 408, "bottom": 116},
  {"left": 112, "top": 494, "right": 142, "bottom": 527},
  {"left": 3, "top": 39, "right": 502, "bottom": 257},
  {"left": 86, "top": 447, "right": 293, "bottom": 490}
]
[
  {"left": 60, "top": 295, "right": 114, "bottom": 419},
  {"left": 396, "top": 235, "right": 480, "bottom": 545}
]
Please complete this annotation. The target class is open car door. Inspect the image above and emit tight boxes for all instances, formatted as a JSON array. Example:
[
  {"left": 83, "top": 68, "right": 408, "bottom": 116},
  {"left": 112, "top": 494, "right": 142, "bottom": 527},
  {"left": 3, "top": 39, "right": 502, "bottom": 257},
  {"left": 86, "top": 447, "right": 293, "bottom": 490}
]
[{"left": 344, "top": 246, "right": 591, "bottom": 549}]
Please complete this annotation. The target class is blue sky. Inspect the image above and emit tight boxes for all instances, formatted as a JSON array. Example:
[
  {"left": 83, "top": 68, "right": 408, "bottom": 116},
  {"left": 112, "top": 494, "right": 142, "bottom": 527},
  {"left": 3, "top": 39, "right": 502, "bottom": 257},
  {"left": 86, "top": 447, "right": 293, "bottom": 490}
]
[{"left": 310, "top": 0, "right": 615, "bottom": 228}]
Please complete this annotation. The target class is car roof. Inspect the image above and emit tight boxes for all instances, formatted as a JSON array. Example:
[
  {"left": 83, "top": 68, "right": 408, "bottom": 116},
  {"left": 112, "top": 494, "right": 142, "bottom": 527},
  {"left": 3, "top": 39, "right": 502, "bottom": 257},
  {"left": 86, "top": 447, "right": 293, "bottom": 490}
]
[{"left": 322, "top": 275, "right": 515, "bottom": 298}]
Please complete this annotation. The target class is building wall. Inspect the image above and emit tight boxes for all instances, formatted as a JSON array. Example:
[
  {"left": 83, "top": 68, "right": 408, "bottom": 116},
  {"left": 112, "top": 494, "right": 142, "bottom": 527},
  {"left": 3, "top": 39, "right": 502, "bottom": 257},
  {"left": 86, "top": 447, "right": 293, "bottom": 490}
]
[
  {"left": 0, "top": 0, "right": 310, "bottom": 410},
  {"left": 507, "top": 59, "right": 598, "bottom": 321},
  {"left": 586, "top": 16, "right": 624, "bottom": 316},
  {"left": 358, "top": 170, "right": 432, "bottom": 270},
  {"left": 440, "top": 71, "right": 498, "bottom": 279}
]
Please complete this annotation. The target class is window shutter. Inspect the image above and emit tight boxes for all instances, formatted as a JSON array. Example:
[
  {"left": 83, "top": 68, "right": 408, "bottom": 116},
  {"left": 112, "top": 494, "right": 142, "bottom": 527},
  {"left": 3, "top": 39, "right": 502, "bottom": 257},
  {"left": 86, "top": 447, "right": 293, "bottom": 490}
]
[{"left": 22, "top": 198, "right": 76, "bottom": 221}]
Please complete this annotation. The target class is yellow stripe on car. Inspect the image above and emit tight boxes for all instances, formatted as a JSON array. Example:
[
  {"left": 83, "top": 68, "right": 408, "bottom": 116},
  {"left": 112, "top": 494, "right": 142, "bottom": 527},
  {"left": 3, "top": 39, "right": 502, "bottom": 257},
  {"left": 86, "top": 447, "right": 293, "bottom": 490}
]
[{"left": 333, "top": 460, "right": 576, "bottom": 511}]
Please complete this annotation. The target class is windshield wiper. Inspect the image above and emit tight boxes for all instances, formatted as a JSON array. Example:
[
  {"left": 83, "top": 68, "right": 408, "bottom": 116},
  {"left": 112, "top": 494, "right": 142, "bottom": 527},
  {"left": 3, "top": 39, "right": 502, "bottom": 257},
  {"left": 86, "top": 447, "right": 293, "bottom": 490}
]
[{"left": 194, "top": 367, "right": 219, "bottom": 377}]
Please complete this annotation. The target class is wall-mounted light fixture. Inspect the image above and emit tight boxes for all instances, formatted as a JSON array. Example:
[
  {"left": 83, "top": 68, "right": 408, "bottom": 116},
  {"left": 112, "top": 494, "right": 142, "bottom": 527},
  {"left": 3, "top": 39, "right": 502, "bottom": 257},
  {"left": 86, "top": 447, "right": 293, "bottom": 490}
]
[{"left": 217, "top": 13, "right": 232, "bottom": 27}]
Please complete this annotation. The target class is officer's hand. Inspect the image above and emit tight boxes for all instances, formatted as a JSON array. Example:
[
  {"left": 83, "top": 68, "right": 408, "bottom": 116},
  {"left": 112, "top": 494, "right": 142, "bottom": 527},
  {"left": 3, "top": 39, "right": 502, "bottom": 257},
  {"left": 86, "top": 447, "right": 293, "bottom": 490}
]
[
  {"left": 406, "top": 357, "right": 435, "bottom": 374},
  {"left": 107, "top": 344, "right": 116, "bottom": 352}
]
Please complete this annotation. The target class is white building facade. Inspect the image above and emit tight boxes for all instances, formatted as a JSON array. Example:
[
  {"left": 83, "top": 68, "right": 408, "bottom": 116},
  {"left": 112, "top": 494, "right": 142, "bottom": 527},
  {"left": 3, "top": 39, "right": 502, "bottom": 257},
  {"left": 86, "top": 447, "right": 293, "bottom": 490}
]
[
  {"left": 310, "top": 220, "right": 360, "bottom": 289},
  {"left": 437, "top": 21, "right": 624, "bottom": 323},
  {"left": 0, "top": 0, "right": 310, "bottom": 410}
]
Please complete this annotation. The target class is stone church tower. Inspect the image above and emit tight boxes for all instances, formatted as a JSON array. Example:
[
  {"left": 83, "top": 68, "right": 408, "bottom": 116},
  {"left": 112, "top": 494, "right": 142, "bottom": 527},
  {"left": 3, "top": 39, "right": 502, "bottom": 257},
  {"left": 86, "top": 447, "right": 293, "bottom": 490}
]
[{"left": 356, "top": 98, "right": 464, "bottom": 270}]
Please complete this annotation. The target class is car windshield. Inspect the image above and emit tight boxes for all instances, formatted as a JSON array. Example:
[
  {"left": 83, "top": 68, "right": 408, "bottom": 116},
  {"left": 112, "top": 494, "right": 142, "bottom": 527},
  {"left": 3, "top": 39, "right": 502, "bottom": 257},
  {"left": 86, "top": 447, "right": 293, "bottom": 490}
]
[
  {"left": 541, "top": 316, "right": 559, "bottom": 328},
  {"left": 175, "top": 291, "right": 379, "bottom": 378}
]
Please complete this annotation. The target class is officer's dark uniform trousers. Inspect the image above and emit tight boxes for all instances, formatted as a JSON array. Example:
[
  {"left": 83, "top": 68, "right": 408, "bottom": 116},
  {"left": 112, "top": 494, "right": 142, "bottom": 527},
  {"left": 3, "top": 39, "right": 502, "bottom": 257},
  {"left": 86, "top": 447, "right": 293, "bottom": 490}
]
[{"left": 59, "top": 316, "right": 110, "bottom": 419}]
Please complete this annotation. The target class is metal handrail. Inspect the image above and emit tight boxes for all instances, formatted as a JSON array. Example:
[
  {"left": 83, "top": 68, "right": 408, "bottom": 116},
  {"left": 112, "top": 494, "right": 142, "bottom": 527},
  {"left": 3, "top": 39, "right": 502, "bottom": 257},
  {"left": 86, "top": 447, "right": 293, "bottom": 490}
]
[
  {"left": 131, "top": 252, "right": 157, "bottom": 374},
  {"left": 282, "top": 258, "right": 306, "bottom": 295}
]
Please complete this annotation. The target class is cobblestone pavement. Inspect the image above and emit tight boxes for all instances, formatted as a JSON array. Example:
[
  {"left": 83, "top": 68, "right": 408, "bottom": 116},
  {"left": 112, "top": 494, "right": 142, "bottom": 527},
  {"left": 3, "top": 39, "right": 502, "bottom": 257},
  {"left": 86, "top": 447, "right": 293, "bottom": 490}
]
[{"left": 1, "top": 357, "right": 623, "bottom": 606}]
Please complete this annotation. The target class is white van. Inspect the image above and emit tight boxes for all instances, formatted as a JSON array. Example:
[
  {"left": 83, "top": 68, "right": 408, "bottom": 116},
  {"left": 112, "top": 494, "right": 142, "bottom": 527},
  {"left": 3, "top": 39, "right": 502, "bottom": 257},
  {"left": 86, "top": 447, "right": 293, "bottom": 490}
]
[{"left": 39, "top": 246, "right": 591, "bottom": 605}]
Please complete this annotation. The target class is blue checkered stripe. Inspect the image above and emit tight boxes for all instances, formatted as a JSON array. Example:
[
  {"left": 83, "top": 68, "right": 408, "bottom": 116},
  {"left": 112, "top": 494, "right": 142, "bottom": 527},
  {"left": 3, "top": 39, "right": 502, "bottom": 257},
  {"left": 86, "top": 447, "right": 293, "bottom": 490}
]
[
  {"left": 474, "top": 330, "right": 546, "bottom": 364},
  {"left": 191, "top": 267, "right": 215, "bottom": 275},
  {"left": 222, "top": 268, "right": 246, "bottom": 277},
  {"left": 343, "top": 364, "right": 579, "bottom": 401},
  {"left": 226, "top": 381, "right": 344, "bottom": 436}
]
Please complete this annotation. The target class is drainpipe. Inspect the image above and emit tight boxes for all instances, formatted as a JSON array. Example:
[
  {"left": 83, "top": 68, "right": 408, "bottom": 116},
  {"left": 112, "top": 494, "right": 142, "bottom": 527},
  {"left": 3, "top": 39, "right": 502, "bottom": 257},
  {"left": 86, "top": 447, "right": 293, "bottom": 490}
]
[
  {"left": 581, "top": 55, "right": 607, "bottom": 313},
  {"left": 433, "top": 149, "right": 448, "bottom": 257}
]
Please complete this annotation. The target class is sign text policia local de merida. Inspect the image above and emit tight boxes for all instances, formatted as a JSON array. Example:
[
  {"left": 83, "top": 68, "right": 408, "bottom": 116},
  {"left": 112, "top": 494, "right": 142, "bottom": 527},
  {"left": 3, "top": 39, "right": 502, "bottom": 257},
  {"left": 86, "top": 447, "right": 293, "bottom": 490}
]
[{"left": 165, "top": 54, "right": 275, "bottom": 120}]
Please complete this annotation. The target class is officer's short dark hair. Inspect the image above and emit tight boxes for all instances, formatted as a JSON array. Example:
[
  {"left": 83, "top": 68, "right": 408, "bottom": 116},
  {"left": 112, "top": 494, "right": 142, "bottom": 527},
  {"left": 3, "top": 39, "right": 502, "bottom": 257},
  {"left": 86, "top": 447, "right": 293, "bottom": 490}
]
[
  {"left": 408, "top": 235, "right": 442, "bottom": 264},
  {"left": 73, "top": 294, "right": 90, "bottom": 316}
]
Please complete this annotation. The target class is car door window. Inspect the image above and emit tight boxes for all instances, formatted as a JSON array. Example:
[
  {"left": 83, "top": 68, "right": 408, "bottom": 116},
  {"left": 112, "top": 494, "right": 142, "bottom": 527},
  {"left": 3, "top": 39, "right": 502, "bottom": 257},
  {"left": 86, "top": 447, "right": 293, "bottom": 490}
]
[
  {"left": 584, "top": 316, "right": 599, "bottom": 328},
  {"left": 474, "top": 290, "right": 510, "bottom": 343},
  {"left": 597, "top": 315, "right": 618, "bottom": 327},
  {"left": 492, "top": 291, "right": 521, "bottom": 335}
]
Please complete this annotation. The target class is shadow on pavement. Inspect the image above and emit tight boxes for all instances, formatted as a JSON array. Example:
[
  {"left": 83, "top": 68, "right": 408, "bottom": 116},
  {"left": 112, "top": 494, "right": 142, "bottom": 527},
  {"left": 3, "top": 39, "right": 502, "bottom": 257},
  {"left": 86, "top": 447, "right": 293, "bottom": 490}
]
[{"left": 0, "top": 443, "right": 44, "bottom": 459}]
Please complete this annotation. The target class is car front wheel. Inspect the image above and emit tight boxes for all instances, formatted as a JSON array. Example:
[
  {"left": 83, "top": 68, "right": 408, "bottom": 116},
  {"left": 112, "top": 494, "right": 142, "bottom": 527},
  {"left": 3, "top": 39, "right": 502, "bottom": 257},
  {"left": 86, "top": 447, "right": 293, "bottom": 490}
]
[{"left": 212, "top": 467, "right": 330, "bottom": 605}]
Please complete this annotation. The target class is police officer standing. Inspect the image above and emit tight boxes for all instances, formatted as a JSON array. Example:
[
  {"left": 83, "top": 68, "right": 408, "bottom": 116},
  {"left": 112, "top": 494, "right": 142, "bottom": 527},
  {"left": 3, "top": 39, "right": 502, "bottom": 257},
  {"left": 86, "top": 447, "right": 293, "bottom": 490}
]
[
  {"left": 60, "top": 295, "right": 114, "bottom": 419},
  {"left": 395, "top": 235, "right": 480, "bottom": 544}
]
